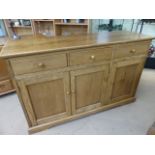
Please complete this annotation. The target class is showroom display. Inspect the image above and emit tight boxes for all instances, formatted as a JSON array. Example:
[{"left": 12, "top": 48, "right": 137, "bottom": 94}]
[{"left": 0, "top": 31, "right": 153, "bottom": 134}]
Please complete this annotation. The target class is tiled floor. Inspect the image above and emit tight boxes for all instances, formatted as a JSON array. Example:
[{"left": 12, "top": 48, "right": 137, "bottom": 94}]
[{"left": 0, "top": 69, "right": 155, "bottom": 135}]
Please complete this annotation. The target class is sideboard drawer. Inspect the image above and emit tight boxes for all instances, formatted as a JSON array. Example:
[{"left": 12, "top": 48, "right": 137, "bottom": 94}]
[
  {"left": 113, "top": 41, "right": 150, "bottom": 59},
  {"left": 0, "top": 79, "right": 13, "bottom": 94},
  {"left": 10, "top": 53, "right": 67, "bottom": 75},
  {"left": 70, "top": 46, "right": 112, "bottom": 66}
]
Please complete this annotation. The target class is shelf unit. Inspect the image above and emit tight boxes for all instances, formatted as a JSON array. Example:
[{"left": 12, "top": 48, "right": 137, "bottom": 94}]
[
  {"left": 54, "top": 19, "right": 90, "bottom": 36},
  {"left": 33, "top": 19, "right": 54, "bottom": 22},
  {"left": 4, "top": 19, "right": 34, "bottom": 38},
  {"left": 32, "top": 19, "right": 55, "bottom": 37},
  {"left": 4, "top": 19, "right": 90, "bottom": 38}
]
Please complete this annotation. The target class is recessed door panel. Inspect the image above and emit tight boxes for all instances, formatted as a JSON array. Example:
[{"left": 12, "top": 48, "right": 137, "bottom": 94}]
[
  {"left": 71, "top": 65, "right": 109, "bottom": 114},
  {"left": 17, "top": 71, "right": 71, "bottom": 126},
  {"left": 111, "top": 58, "right": 144, "bottom": 102}
]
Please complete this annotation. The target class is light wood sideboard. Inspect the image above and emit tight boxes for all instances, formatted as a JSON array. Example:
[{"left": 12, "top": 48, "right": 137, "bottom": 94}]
[
  {"left": 0, "top": 38, "right": 15, "bottom": 96},
  {"left": 0, "top": 31, "right": 154, "bottom": 134}
]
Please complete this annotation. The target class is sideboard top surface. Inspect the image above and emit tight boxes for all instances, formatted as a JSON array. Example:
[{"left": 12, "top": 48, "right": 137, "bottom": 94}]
[
  {"left": 0, "top": 31, "right": 154, "bottom": 58},
  {"left": 0, "top": 37, "right": 8, "bottom": 46}
]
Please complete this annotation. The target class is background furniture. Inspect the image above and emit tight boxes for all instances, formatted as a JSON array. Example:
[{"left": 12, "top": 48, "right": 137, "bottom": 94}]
[
  {"left": 139, "top": 19, "right": 155, "bottom": 34},
  {"left": 4, "top": 19, "right": 34, "bottom": 38},
  {"left": 137, "top": 19, "right": 155, "bottom": 69},
  {"left": 1, "top": 31, "right": 153, "bottom": 134},
  {"left": 0, "top": 38, "right": 15, "bottom": 96},
  {"left": 4, "top": 19, "right": 90, "bottom": 38},
  {"left": 147, "top": 122, "right": 155, "bottom": 135},
  {"left": 32, "top": 19, "right": 55, "bottom": 37},
  {"left": 54, "top": 19, "right": 90, "bottom": 36},
  {"left": 98, "top": 19, "right": 124, "bottom": 32}
]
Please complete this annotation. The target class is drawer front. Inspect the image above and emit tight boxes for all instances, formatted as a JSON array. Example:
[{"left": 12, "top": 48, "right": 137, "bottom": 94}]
[
  {"left": 70, "top": 46, "right": 112, "bottom": 66},
  {"left": 0, "top": 79, "right": 13, "bottom": 94},
  {"left": 113, "top": 41, "right": 150, "bottom": 59},
  {"left": 10, "top": 53, "right": 67, "bottom": 75}
]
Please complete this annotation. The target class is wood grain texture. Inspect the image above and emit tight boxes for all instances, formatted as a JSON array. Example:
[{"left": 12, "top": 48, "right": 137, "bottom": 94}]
[
  {"left": 0, "top": 57, "right": 9, "bottom": 80},
  {"left": 1, "top": 31, "right": 153, "bottom": 133},
  {"left": 28, "top": 97, "right": 136, "bottom": 134},
  {"left": 17, "top": 80, "right": 38, "bottom": 126},
  {"left": 111, "top": 57, "right": 145, "bottom": 103},
  {"left": 10, "top": 53, "right": 67, "bottom": 75},
  {"left": 71, "top": 65, "right": 109, "bottom": 114},
  {"left": 0, "top": 79, "right": 13, "bottom": 94},
  {"left": 28, "top": 79, "right": 66, "bottom": 119},
  {"left": 0, "top": 31, "right": 154, "bottom": 58},
  {"left": 0, "top": 44, "right": 15, "bottom": 95},
  {"left": 0, "top": 45, "right": 9, "bottom": 80},
  {"left": 70, "top": 46, "right": 112, "bottom": 66},
  {"left": 113, "top": 40, "right": 150, "bottom": 59},
  {"left": 17, "top": 71, "right": 71, "bottom": 124}
]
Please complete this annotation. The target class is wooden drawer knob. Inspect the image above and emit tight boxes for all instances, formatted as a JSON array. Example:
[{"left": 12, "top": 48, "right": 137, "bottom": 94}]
[
  {"left": 90, "top": 55, "right": 95, "bottom": 60},
  {"left": 38, "top": 62, "right": 45, "bottom": 68},
  {"left": 66, "top": 91, "right": 70, "bottom": 95},
  {"left": 130, "top": 49, "right": 136, "bottom": 54}
]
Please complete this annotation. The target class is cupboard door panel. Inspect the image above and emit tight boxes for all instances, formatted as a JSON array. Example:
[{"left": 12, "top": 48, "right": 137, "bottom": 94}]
[
  {"left": 28, "top": 79, "right": 66, "bottom": 119},
  {"left": 17, "top": 71, "right": 71, "bottom": 126},
  {"left": 111, "top": 58, "right": 145, "bottom": 102},
  {"left": 71, "top": 65, "right": 109, "bottom": 114}
]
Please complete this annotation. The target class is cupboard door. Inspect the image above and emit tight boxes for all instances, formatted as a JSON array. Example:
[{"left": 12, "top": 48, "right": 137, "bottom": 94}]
[
  {"left": 71, "top": 65, "right": 109, "bottom": 114},
  {"left": 17, "top": 71, "right": 71, "bottom": 126},
  {"left": 111, "top": 58, "right": 145, "bottom": 102}
]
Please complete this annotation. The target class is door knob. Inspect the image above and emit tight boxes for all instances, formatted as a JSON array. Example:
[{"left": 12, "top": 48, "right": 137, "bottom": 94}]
[
  {"left": 66, "top": 91, "right": 70, "bottom": 95},
  {"left": 90, "top": 55, "right": 95, "bottom": 60},
  {"left": 38, "top": 62, "right": 45, "bottom": 68},
  {"left": 130, "top": 49, "right": 136, "bottom": 54}
]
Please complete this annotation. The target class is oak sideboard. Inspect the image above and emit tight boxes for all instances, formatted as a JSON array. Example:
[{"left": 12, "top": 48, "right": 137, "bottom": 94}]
[
  {"left": 0, "top": 38, "right": 15, "bottom": 96},
  {"left": 0, "top": 31, "right": 154, "bottom": 134}
]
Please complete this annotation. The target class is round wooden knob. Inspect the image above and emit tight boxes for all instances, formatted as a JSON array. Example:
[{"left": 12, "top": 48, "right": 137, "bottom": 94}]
[
  {"left": 66, "top": 91, "right": 70, "bottom": 95},
  {"left": 38, "top": 63, "right": 45, "bottom": 68},
  {"left": 90, "top": 55, "right": 95, "bottom": 60},
  {"left": 130, "top": 49, "right": 136, "bottom": 54}
]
